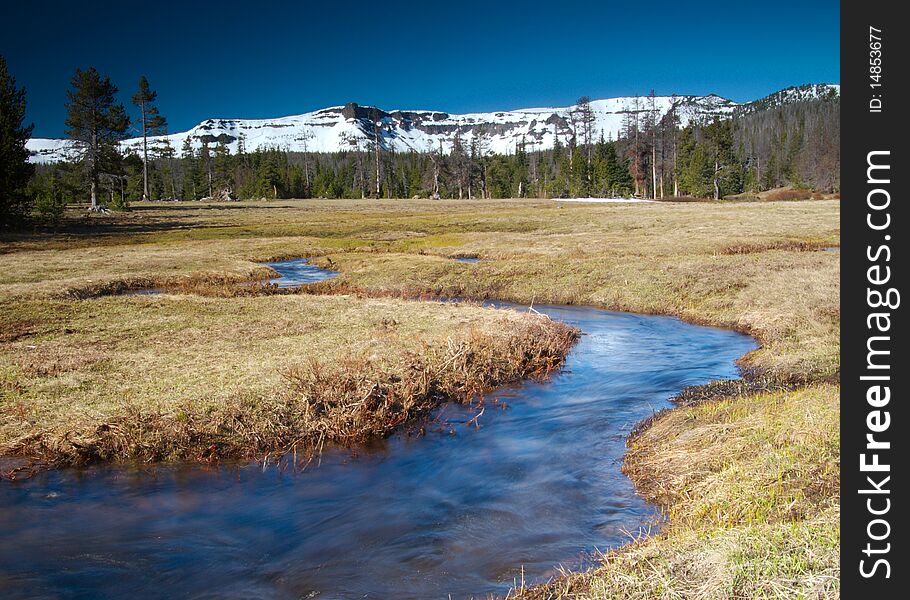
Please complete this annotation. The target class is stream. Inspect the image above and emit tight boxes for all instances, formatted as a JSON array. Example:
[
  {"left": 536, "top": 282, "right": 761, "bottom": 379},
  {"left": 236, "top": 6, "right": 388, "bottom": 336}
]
[{"left": 0, "top": 259, "right": 756, "bottom": 599}]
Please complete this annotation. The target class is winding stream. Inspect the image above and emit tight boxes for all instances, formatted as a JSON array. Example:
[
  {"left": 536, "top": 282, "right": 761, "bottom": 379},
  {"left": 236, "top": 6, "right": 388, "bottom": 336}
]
[{"left": 1, "top": 260, "right": 756, "bottom": 599}]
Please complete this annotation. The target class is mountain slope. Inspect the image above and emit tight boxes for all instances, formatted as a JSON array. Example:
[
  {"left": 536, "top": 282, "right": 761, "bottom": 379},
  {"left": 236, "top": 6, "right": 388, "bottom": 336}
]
[{"left": 26, "top": 84, "right": 839, "bottom": 164}]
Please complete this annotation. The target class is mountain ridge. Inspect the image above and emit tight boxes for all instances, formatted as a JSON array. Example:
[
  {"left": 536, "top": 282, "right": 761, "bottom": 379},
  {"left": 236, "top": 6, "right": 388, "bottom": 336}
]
[{"left": 26, "top": 83, "right": 839, "bottom": 164}]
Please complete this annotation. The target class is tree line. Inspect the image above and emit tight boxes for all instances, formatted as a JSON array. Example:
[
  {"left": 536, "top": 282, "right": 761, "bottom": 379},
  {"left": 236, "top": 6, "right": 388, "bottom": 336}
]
[
  {"left": 1, "top": 59, "right": 840, "bottom": 229},
  {"left": 610, "top": 89, "right": 840, "bottom": 200},
  {"left": 114, "top": 134, "right": 640, "bottom": 202}
]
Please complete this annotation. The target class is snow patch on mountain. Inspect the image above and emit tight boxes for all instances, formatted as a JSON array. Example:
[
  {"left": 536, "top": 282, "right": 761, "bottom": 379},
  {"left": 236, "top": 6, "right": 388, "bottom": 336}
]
[{"left": 25, "top": 84, "right": 839, "bottom": 164}]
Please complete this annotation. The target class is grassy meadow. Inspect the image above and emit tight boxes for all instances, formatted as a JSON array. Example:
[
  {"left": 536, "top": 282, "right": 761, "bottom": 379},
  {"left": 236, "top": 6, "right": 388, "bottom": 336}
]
[{"left": 0, "top": 197, "right": 840, "bottom": 597}]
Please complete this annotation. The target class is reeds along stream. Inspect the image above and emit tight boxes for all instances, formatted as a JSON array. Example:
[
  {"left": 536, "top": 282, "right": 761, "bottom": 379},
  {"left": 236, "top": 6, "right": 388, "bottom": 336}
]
[{"left": 0, "top": 276, "right": 756, "bottom": 598}]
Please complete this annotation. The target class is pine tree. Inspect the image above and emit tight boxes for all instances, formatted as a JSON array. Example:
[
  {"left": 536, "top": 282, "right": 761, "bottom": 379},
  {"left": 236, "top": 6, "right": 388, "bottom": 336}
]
[
  {"left": 576, "top": 96, "right": 596, "bottom": 173},
  {"left": 65, "top": 68, "right": 130, "bottom": 210},
  {"left": 676, "top": 126, "right": 712, "bottom": 197},
  {"left": 449, "top": 131, "right": 470, "bottom": 199},
  {"left": 256, "top": 148, "right": 283, "bottom": 198},
  {"left": 199, "top": 139, "right": 213, "bottom": 197},
  {"left": 606, "top": 143, "right": 634, "bottom": 196},
  {"left": 119, "top": 152, "right": 144, "bottom": 207},
  {"left": 425, "top": 141, "right": 444, "bottom": 199},
  {"left": 29, "top": 167, "right": 68, "bottom": 228},
  {"left": 213, "top": 139, "right": 232, "bottom": 198},
  {"left": 236, "top": 132, "right": 247, "bottom": 156},
  {"left": 591, "top": 137, "right": 612, "bottom": 196},
  {"left": 155, "top": 136, "right": 177, "bottom": 199},
  {"left": 513, "top": 138, "right": 529, "bottom": 197},
  {"left": 703, "top": 118, "right": 741, "bottom": 199},
  {"left": 470, "top": 127, "right": 490, "bottom": 199},
  {"left": 131, "top": 76, "right": 167, "bottom": 201},
  {"left": 0, "top": 55, "right": 35, "bottom": 227},
  {"left": 180, "top": 137, "right": 199, "bottom": 200}
]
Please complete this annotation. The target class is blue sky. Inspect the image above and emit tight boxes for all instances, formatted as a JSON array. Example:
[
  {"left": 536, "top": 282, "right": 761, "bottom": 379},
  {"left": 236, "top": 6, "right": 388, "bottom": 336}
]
[{"left": 2, "top": 0, "right": 840, "bottom": 138}]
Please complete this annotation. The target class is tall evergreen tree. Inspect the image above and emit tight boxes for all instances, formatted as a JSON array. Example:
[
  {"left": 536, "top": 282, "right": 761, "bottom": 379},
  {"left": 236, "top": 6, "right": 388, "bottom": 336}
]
[
  {"left": 199, "top": 139, "right": 213, "bottom": 197},
  {"left": 703, "top": 118, "right": 740, "bottom": 199},
  {"left": 180, "top": 137, "right": 198, "bottom": 200},
  {"left": 213, "top": 139, "right": 232, "bottom": 198},
  {"left": 449, "top": 131, "right": 470, "bottom": 199},
  {"left": 0, "top": 55, "right": 35, "bottom": 227},
  {"left": 65, "top": 68, "right": 130, "bottom": 210},
  {"left": 155, "top": 136, "right": 177, "bottom": 199},
  {"left": 575, "top": 96, "right": 596, "bottom": 169},
  {"left": 131, "top": 76, "right": 167, "bottom": 201}
]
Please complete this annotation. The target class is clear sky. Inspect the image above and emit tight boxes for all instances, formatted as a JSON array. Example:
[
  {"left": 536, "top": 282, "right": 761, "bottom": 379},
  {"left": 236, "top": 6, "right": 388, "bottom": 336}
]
[{"left": 2, "top": 0, "right": 840, "bottom": 138}]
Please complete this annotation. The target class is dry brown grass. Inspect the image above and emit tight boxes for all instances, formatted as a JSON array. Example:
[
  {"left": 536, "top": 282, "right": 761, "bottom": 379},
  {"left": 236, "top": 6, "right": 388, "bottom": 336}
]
[
  {"left": 1, "top": 200, "right": 840, "bottom": 385},
  {"left": 0, "top": 293, "right": 576, "bottom": 465},
  {"left": 720, "top": 240, "right": 834, "bottom": 255},
  {"left": 761, "top": 188, "right": 829, "bottom": 202}
]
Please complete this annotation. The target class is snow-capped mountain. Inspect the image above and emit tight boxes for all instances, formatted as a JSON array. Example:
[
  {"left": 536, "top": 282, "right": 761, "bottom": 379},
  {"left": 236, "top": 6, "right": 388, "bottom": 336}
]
[
  {"left": 732, "top": 83, "right": 841, "bottom": 116},
  {"left": 25, "top": 84, "right": 839, "bottom": 164}
]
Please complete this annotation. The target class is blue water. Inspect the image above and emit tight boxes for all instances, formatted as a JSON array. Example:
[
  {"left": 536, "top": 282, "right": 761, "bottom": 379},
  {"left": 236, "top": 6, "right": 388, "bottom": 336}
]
[
  {"left": 264, "top": 258, "right": 338, "bottom": 288},
  {"left": 0, "top": 302, "right": 755, "bottom": 599}
]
